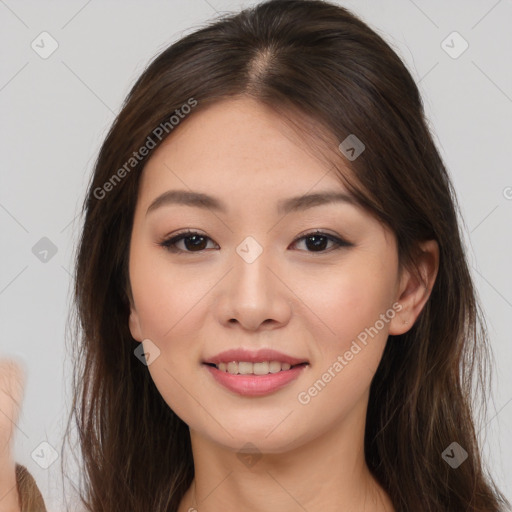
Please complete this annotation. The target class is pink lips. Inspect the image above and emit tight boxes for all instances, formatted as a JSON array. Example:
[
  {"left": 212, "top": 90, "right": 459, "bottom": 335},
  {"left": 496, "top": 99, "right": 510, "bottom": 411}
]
[
  {"left": 203, "top": 348, "right": 309, "bottom": 397},
  {"left": 203, "top": 348, "right": 308, "bottom": 366}
]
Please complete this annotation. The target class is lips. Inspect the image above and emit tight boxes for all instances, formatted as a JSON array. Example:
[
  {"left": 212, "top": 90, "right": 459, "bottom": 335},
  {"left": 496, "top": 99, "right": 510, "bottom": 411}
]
[{"left": 203, "top": 348, "right": 309, "bottom": 367}]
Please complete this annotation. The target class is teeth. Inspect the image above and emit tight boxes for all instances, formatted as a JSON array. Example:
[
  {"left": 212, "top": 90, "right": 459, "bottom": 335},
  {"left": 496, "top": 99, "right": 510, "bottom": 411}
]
[
  {"left": 253, "top": 362, "right": 269, "bottom": 375},
  {"left": 269, "top": 361, "right": 282, "bottom": 373},
  {"left": 238, "top": 362, "right": 253, "bottom": 375},
  {"left": 215, "top": 360, "right": 297, "bottom": 375}
]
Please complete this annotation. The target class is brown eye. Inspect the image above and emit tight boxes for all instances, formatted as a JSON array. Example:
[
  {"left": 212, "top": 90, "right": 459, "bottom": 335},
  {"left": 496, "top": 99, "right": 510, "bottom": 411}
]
[
  {"left": 290, "top": 230, "right": 352, "bottom": 253},
  {"left": 160, "top": 231, "right": 218, "bottom": 253},
  {"left": 159, "top": 229, "right": 352, "bottom": 254}
]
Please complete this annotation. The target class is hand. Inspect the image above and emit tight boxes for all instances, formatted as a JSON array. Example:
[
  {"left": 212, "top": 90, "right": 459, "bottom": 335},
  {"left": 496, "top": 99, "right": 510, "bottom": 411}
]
[{"left": 0, "top": 357, "right": 26, "bottom": 512}]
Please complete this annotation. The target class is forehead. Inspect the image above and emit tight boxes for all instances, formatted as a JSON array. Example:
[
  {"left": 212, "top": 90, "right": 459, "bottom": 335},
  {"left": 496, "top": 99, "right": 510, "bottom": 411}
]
[{"left": 138, "top": 97, "right": 351, "bottom": 204}]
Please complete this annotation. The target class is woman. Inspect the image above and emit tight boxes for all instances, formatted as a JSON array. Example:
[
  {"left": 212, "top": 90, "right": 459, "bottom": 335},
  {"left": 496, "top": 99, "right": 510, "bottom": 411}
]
[{"left": 1, "top": 0, "right": 509, "bottom": 510}]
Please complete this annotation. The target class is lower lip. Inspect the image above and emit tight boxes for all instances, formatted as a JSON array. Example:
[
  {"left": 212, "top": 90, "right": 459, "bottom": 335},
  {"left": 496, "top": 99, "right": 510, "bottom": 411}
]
[{"left": 204, "top": 364, "right": 307, "bottom": 397}]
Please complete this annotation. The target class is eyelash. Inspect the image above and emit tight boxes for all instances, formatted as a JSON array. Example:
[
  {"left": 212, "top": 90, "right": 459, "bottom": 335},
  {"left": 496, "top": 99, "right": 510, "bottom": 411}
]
[{"left": 158, "top": 229, "right": 352, "bottom": 254}]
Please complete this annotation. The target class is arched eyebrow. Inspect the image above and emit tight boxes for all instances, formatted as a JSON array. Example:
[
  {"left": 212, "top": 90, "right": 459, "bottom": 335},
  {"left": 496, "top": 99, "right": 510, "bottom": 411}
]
[{"left": 146, "top": 189, "right": 355, "bottom": 216}]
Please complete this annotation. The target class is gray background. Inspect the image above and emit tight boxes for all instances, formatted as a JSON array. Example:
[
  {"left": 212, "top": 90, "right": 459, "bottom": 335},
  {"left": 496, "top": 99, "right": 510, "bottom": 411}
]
[{"left": 1, "top": 0, "right": 511, "bottom": 509}]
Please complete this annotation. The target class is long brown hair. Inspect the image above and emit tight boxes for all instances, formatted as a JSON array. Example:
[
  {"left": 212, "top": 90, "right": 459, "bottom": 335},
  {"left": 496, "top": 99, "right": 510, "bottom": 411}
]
[{"left": 62, "top": 1, "right": 510, "bottom": 510}]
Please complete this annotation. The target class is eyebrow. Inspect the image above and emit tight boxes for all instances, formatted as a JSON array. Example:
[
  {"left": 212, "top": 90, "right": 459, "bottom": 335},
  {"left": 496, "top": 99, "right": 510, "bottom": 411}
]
[{"left": 146, "top": 189, "right": 356, "bottom": 216}]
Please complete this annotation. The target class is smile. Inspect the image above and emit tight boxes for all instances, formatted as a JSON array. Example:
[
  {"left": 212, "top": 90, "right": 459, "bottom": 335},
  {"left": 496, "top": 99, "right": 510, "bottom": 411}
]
[
  {"left": 206, "top": 360, "right": 308, "bottom": 375},
  {"left": 203, "top": 361, "right": 309, "bottom": 397}
]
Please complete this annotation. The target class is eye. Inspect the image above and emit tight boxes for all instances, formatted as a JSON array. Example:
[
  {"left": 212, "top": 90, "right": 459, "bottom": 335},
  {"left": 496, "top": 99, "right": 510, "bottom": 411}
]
[
  {"left": 290, "top": 230, "right": 352, "bottom": 253},
  {"left": 159, "top": 229, "right": 352, "bottom": 254},
  {"left": 159, "top": 230, "right": 218, "bottom": 253}
]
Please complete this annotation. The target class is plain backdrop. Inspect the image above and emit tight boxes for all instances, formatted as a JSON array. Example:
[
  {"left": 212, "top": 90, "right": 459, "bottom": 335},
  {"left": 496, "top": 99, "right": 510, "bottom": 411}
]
[{"left": 1, "top": 0, "right": 511, "bottom": 509}]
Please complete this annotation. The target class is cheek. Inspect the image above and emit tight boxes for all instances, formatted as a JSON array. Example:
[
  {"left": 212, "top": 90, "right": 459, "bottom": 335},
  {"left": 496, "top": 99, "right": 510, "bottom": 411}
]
[
  {"left": 294, "top": 285, "right": 392, "bottom": 427},
  {"left": 295, "top": 257, "right": 397, "bottom": 352},
  {"left": 129, "top": 243, "right": 213, "bottom": 341},
  {"left": 129, "top": 246, "right": 212, "bottom": 425},
  {"left": 291, "top": 254, "right": 398, "bottom": 415}
]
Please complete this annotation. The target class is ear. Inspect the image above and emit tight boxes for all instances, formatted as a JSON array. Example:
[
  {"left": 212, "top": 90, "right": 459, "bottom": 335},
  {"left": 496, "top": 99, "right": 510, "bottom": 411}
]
[
  {"left": 389, "top": 239, "right": 439, "bottom": 335},
  {"left": 129, "top": 304, "right": 144, "bottom": 342}
]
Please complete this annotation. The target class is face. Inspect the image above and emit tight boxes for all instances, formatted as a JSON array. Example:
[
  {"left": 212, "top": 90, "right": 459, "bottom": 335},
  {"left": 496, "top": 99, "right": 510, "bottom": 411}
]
[{"left": 128, "top": 96, "right": 411, "bottom": 454}]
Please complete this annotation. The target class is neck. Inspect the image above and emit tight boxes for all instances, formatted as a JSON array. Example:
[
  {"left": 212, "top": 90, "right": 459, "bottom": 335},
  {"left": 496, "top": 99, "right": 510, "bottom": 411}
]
[{"left": 178, "top": 398, "right": 394, "bottom": 512}]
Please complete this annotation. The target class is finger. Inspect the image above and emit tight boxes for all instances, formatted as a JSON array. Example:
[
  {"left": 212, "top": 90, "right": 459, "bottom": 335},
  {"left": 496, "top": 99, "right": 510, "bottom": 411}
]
[{"left": 0, "top": 358, "right": 27, "bottom": 452}]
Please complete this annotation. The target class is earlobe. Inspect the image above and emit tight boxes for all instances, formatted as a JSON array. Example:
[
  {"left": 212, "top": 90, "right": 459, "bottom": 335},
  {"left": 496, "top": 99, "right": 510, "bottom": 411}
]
[
  {"left": 389, "top": 239, "right": 439, "bottom": 335},
  {"left": 129, "top": 307, "right": 143, "bottom": 342}
]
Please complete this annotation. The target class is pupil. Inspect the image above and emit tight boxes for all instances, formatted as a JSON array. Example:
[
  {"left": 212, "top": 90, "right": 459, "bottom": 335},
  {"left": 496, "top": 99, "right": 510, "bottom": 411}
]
[
  {"left": 306, "top": 235, "right": 327, "bottom": 251},
  {"left": 186, "top": 235, "right": 207, "bottom": 251}
]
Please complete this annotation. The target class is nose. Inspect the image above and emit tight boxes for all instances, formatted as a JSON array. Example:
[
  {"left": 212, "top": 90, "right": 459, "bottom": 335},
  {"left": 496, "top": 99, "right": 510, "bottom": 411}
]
[{"left": 213, "top": 246, "right": 293, "bottom": 332}]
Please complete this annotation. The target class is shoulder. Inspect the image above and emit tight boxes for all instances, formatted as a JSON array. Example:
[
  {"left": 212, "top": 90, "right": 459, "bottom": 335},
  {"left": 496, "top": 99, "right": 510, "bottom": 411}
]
[{"left": 15, "top": 464, "right": 47, "bottom": 512}]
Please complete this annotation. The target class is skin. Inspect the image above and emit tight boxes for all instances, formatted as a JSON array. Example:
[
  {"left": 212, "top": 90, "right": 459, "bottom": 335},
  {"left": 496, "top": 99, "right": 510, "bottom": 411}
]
[
  {"left": 0, "top": 97, "right": 439, "bottom": 511},
  {"left": 0, "top": 359, "right": 25, "bottom": 512},
  {"left": 126, "top": 96, "right": 439, "bottom": 512}
]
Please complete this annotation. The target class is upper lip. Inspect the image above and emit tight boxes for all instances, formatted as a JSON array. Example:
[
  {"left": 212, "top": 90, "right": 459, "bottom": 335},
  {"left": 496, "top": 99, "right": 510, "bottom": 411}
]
[{"left": 203, "top": 348, "right": 309, "bottom": 366}]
